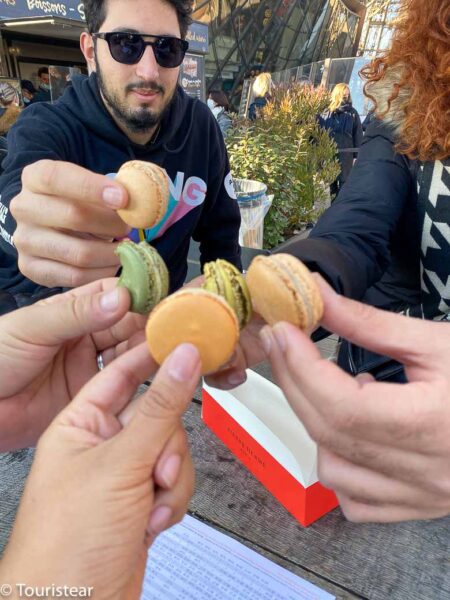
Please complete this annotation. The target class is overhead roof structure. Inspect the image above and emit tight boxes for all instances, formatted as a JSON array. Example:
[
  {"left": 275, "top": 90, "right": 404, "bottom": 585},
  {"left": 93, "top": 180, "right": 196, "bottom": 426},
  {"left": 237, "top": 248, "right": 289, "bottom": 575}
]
[{"left": 193, "top": 0, "right": 366, "bottom": 98}]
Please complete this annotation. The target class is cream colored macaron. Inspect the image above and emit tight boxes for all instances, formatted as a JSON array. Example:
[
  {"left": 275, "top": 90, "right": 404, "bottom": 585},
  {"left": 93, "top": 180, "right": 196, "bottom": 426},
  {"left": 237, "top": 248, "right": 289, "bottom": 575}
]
[
  {"left": 246, "top": 254, "right": 323, "bottom": 330},
  {"left": 116, "top": 160, "right": 170, "bottom": 229}
]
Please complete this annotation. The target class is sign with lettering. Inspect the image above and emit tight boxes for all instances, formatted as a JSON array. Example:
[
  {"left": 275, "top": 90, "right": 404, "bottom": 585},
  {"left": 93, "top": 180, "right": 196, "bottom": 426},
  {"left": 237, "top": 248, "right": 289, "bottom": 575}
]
[
  {"left": 0, "top": 4, "right": 209, "bottom": 57},
  {"left": 179, "top": 53, "right": 205, "bottom": 102},
  {"left": 0, "top": 1, "right": 85, "bottom": 21},
  {"left": 185, "top": 20, "right": 208, "bottom": 54}
]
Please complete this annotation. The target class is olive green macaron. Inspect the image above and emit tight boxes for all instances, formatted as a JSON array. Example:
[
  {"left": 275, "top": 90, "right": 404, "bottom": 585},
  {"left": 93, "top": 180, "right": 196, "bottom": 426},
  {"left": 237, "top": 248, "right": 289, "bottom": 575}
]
[
  {"left": 116, "top": 240, "right": 169, "bottom": 314},
  {"left": 202, "top": 259, "right": 252, "bottom": 329}
]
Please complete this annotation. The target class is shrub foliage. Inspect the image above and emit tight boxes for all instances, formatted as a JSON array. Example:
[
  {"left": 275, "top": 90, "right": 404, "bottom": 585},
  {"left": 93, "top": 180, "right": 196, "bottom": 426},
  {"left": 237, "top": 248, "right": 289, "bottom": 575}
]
[{"left": 227, "top": 83, "right": 340, "bottom": 248}]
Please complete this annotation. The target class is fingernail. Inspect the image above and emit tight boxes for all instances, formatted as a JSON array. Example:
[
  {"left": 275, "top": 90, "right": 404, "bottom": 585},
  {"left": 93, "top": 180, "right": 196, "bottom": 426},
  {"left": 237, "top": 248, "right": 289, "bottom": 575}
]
[
  {"left": 272, "top": 324, "right": 287, "bottom": 353},
  {"left": 99, "top": 288, "right": 120, "bottom": 312},
  {"left": 260, "top": 327, "right": 272, "bottom": 355},
  {"left": 227, "top": 371, "right": 247, "bottom": 387},
  {"left": 148, "top": 506, "right": 173, "bottom": 536},
  {"left": 102, "top": 187, "right": 124, "bottom": 208},
  {"left": 166, "top": 343, "right": 200, "bottom": 382},
  {"left": 160, "top": 454, "right": 182, "bottom": 488}
]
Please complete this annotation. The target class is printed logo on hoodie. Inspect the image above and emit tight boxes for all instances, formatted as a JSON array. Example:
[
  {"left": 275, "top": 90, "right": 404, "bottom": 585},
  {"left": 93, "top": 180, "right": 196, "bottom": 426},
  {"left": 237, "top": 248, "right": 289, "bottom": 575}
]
[{"left": 123, "top": 170, "right": 237, "bottom": 244}]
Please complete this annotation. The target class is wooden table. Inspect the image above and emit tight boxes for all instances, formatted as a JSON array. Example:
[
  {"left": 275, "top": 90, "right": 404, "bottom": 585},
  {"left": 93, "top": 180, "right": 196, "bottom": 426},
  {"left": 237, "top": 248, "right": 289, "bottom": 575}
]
[{"left": 1, "top": 344, "right": 449, "bottom": 599}]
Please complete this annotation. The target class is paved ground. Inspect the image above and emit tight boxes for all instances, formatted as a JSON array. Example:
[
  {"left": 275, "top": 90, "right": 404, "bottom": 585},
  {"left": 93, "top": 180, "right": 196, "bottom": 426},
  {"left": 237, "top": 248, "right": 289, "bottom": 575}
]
[{"left": 0, "top": 448, "right": 35, "bottom": 556}]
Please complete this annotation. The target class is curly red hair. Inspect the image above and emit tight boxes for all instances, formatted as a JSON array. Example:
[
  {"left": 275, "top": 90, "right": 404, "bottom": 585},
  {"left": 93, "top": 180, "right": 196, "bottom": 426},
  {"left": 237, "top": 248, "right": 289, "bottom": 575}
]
[{"left": 362, "top": 0, "right": 450, "bottom": 162}]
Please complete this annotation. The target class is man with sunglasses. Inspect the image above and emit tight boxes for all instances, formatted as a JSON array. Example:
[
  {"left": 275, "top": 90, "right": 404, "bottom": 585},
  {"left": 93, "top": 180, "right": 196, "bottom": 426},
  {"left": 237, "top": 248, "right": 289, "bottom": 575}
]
[{"left": 0, "top": 0, "right": 241, "bottom": 311}]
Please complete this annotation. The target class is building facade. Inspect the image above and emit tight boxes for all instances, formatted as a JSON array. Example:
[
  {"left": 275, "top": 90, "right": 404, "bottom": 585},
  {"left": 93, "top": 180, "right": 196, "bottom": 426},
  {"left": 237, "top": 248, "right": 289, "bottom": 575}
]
[
  {"left": 193, "top": 0, "right": 366, "bottom": 99},
  {"left": 359, "top": 0, "right": 401, "bottom": 57}
]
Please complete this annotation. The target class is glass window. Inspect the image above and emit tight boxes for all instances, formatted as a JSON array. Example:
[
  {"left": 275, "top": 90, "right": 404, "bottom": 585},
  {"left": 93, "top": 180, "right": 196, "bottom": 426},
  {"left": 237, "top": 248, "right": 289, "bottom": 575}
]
[
  {"left": 379, "top": 26, "right": 393, "bottom": 50},
  {"left": 365, "top": 25, "right": 380, "bottom": 51}
]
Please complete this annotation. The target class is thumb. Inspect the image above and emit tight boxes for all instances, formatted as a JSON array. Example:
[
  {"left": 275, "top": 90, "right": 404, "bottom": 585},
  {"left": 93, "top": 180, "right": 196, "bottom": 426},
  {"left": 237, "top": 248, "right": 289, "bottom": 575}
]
[
  {"left": 118, "top": 343, "right": 201, "bottom": 465},
  {"left": 4, "top": 285, "right": 130, "bottom": 347}
]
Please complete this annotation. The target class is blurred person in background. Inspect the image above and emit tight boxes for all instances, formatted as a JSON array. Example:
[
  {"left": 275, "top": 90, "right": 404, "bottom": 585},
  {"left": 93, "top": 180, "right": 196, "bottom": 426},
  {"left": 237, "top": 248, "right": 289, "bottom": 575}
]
[
  {"left": 32, "top": 66, "right": 51, "bottom": 103},
  {"left": 318, "top": 83, "right": 363, "bottom": 198},
  {"left": 20, "top": 79, "right": 37, "bottom": 106},
  {"left": 207, "top": 89, "right": 232, "bottom": 136},
  {"left": 248, "top": 72, "right": 272, "bottom": 120},
  {"left": 0, "top": 83, "right": 21, "bottom": 138}
]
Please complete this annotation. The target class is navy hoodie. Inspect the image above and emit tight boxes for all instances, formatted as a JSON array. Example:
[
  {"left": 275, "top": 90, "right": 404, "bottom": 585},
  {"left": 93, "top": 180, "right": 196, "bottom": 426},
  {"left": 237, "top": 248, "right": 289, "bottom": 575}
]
[{"left": 0, "top": 74, "right": 241, "bottom": 295}]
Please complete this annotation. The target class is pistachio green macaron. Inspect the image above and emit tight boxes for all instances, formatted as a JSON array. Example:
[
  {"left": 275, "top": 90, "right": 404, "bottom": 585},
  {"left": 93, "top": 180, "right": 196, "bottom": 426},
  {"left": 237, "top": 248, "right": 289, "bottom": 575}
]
[
  {"left": 202, "top": 259, "right": 252, "bottom": 329},
  {"left": 116, "top": 240, "right": 169, "bottom": 314}
]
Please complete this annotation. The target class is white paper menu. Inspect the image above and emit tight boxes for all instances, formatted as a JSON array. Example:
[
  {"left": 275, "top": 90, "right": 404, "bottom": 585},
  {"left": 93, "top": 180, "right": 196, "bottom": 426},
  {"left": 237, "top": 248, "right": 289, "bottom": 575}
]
[{"left": 141, "top": 515, "right": 334, "bottom": 600}]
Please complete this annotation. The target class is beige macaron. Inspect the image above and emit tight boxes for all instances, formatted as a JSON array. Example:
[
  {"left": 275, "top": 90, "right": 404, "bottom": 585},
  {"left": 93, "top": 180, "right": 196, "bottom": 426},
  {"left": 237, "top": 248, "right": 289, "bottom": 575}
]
[
  {"left": 246, "top": 254, "right": 323, "bottom": 330},
  {"left": 145, "top": 288, "right": 239, "bottom": 375},
  {"left": 116, "top": 160, "right": 170, "bottom": 229}
]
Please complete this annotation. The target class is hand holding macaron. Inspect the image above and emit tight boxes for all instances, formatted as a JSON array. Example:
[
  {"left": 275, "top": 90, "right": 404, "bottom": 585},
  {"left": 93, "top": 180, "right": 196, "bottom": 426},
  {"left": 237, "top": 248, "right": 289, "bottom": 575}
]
[
  {"left": 10, "top": 158, "right": 170, "bottom": 289},
  {"left": 11, "top": 160, "right": 131, "bottom": 288},
  {"left": 204, "top": 254, "right": 324, "bottom": 389},
  {"left": 145, "top": 259, "right": 252, "bottom": 375},
  {"left": 113, "top": 242, "right": 323, "bottom": 377},
  {"left": 145, "top": 254, "right": 323, "bottom": 377}
]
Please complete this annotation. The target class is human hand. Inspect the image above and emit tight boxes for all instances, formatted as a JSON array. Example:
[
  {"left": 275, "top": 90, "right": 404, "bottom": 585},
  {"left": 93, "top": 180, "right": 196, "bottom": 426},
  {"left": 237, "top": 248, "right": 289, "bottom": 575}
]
[
  {"left": 203, "top": 311, "right": 267, "bottom": 389},
  {"left": 184, "top": 274, "right": 204, "bottom": 288},
  {"left": 10, "top": 160, "right": 131, "bottom": 287},
  {"left": 0, "top": 342, "right": 200, "bottom": 597},
  {"left": 260, "top": 276, "right": 450, "bottom": 523},
  {"left": 0, "top": 278, "right": 146, "bottom": 451}
]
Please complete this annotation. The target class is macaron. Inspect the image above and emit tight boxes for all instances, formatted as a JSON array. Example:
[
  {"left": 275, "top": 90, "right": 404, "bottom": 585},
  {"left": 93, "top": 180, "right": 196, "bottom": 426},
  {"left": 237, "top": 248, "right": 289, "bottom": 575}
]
[
  {"left": 145, "top": 288, "right": 239, "bottom": 375},
  {"left": 202, "top": 259, "right": 252, "bottom": 329},
  {"left": 115, "top": 160, "right": 170, "bottom": 229},
  {"left": 116, "top": 240, "right": 169, "bottom": 314},
  {"left": 246, "top": 254, "right": 323, "bottom": 330}
]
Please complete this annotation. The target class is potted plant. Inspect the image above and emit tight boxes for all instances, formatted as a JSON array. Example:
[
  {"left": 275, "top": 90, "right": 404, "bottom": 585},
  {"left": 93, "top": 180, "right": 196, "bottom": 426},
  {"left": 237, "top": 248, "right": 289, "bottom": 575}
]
[{"left": 227, "top": 83, "right": 340, "bottom": 249}]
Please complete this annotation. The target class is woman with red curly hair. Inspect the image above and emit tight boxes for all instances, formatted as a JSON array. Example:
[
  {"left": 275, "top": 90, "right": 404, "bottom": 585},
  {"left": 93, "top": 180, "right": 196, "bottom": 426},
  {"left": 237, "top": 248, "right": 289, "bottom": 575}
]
[{"left": 274, "top": 0, "right": 450, "bottom": 381}]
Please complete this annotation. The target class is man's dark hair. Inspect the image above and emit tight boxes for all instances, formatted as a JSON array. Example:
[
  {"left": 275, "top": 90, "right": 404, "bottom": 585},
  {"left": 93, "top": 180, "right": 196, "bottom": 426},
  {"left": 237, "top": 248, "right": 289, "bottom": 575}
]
[
  {"left": 21, "top": 79, "right": 37, "bottom": 94},
  {"left": 84, "top": 0, "right": 193, "bottom": 38},
  {"left": 37, "top": 67, "right": 49, "bottom": 78}
]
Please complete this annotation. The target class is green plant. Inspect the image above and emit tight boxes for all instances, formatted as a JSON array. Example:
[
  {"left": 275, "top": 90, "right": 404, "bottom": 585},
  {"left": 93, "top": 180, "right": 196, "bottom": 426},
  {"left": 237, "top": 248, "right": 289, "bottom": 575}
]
[{"left": 226, "top": 83, "right": 340, "bottom": 248}]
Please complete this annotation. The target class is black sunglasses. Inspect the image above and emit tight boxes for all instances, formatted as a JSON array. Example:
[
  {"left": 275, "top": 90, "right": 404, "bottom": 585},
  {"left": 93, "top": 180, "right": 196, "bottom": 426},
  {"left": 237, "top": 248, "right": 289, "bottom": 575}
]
[{"left": 93, "top": 32, "right": 189, "bottom": 68}]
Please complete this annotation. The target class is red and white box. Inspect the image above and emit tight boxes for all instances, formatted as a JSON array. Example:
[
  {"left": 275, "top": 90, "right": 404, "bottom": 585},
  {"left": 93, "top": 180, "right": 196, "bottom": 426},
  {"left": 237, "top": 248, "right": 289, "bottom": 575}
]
[{"left": 202, "top": 371, "right": 338, "bottom": 526}]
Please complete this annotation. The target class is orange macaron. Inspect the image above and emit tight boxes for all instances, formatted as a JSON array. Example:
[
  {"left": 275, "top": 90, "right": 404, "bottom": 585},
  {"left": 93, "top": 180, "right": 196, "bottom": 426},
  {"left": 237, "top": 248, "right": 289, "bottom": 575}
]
[
  {"left": 116, "top": 160, "right": 170, "bottom": 229},
  {"left": 145, "top": 288, "right": 239, "bottom": 375},
  {"left": 246, "top": 253, "right": 323, "bottom": 331}
]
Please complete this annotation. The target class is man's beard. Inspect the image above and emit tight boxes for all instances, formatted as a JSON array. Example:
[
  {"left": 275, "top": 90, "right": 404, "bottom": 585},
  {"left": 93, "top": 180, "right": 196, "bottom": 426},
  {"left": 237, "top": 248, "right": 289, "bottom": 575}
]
[{"left": 95, "top": 58, "right": 174, "bottom": 134}]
